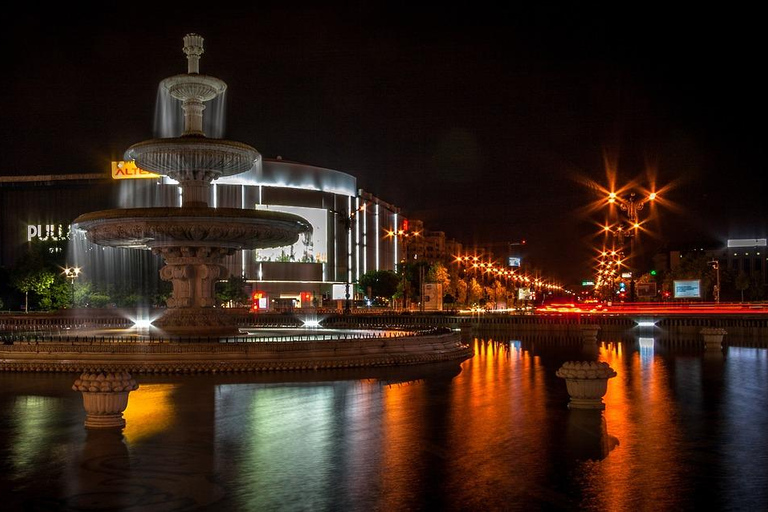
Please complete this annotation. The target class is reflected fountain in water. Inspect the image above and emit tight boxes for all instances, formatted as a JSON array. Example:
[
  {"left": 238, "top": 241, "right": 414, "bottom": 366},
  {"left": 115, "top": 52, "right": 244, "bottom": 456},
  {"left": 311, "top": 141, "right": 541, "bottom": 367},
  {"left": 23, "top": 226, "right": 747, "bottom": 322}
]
[
  {"left": 580, "top": 323, "right": 601, "bottom": 360},
  {"left": 565, "top": 409, "right": 619, "bottom": 462}
]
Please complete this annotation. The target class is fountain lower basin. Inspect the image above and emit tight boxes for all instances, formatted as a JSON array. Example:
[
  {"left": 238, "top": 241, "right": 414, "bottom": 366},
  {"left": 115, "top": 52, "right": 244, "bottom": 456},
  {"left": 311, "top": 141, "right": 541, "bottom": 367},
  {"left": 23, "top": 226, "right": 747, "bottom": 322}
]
[{"left": 73, "top": 207, "right": 310, "bottom": 335}]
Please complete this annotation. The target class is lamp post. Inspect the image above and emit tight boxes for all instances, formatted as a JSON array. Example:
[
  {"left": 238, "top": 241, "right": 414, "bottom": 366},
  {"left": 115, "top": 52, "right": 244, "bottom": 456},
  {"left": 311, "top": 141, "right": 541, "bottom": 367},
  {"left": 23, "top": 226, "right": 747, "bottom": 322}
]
[
  {"left": 604, "top": 190, "right": 656, "bottom": 301},
  {"left": 63, "top": 266, "right": 81, "bottom": 308},
  {"left": 330, "top": 205, "right": 364, "bottom": 315},
  {"left": 710, "top": 259, "right": 721, "bottom": 303}
]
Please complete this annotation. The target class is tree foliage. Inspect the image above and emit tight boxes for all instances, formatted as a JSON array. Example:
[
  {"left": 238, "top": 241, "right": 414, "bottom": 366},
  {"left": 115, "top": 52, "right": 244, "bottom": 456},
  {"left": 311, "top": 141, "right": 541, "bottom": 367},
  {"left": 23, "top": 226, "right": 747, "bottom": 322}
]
[
  {"left": 216, "top": 275, "right": 249, "bottom": 306},
  {"left": 358, "top": 270, "right": 400, "bottom": 303}
]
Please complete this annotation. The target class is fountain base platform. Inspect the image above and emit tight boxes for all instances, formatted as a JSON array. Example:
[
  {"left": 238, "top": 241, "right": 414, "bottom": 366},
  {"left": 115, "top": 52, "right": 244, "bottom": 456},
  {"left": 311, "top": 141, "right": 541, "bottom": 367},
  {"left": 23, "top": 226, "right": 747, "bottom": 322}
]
[{"left": 152, "top": 308, "right": 240, "bottom": 336}]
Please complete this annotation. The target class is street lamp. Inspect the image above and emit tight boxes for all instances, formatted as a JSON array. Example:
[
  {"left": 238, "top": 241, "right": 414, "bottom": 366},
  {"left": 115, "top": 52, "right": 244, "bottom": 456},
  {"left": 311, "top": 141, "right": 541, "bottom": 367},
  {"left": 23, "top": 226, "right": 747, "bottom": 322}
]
[
  {"left": 710, "top": 259, "right": 721, "bottom": 303},
  {"left": 604, "top": 190, "right": 657, "bottom": 301},
  {"left": 330, "top": 205, "right": 364, "bottom": 315},
  {"left": 63, "top": 266, "right": 81, "bottom": 307}
]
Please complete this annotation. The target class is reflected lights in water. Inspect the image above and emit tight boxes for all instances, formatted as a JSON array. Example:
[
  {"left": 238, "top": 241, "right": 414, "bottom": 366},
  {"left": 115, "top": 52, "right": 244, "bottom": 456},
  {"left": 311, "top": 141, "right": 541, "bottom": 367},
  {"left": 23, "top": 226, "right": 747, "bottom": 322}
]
[
  {"left": 215, "top": 384, "right": 342, "bottom": 511},
  {"left": 722, "top": 347, "right": 768, "bottom": 508},
  {"left": 10, "top": 396, "right": 63, "bottom": 479},
  {"left": 595, "top": 339, "right": 687, "bottom": 510},
  {"left": 122, "top": 384, "right": 179, "bottom": 444}
]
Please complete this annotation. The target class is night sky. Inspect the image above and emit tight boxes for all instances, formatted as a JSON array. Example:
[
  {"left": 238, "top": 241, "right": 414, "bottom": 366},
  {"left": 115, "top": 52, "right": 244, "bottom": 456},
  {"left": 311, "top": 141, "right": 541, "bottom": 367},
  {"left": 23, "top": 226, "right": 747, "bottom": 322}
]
[{"left": 3, "top": 4, "right": 765, "bottom": 284}]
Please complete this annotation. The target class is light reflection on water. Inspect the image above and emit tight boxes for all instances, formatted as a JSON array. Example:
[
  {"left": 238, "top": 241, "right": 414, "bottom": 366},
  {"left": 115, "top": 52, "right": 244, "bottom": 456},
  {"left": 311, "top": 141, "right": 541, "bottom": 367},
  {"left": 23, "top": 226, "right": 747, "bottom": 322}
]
[{"left": 1, "top": 332, "right": 767, "bottom": 511}]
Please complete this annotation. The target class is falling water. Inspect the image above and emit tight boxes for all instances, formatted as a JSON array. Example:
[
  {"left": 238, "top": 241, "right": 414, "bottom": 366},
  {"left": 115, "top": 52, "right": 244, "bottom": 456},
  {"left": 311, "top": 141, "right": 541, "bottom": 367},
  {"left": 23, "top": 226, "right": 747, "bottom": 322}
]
[
  {"left": 153, "top": 85, "right": 227, "bottom": 138},
  {"left": 116, "top": 178, "right": 177, "bottom": 208},
  {"left": 66, "top": 229, "right": 164, "bottom": 307}
]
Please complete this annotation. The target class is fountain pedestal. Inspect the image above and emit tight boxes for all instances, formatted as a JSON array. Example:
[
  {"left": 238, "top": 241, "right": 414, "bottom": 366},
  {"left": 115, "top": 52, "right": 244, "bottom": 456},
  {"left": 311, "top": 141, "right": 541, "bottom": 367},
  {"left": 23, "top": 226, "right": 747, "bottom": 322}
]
[
  {"left": 72, "top": 371, "right": 139, "bottom": 429},
  {"left": 556, "top": 361, "right": 617, "bottom": 410}
]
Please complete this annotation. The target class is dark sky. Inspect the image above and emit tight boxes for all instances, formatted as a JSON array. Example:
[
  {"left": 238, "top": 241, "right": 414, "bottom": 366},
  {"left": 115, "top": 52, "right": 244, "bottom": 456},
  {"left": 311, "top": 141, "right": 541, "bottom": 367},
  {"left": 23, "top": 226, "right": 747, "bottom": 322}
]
[{"left": 3, "top": 4, "right": 765, "bottom": 284}]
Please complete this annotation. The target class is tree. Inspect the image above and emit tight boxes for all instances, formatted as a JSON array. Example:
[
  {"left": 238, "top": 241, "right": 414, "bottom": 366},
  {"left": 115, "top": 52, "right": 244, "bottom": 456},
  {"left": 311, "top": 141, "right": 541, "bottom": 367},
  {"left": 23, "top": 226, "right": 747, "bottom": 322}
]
[
  {"left": 216, "top": 275, "right": 249, "bottom": 306},
  {"left": 749, "top": 272, "right": 765, "bottom": 301},
  {"left": 664, "top": 253, "right": 715, "bottom": 300},
  {"left": 468, "top": 277, "right": 483, "bottom": 305},
  {"left": 456, "top": 279, "right": 468, "bottom": 305},
  {"left": 358, "top": 270, "right": 400, "bottom": 304},
  {"left": 735, "top": 273, "right": 750, "bottom": 303},
  {"left": 11, "top": 268, "right": 55, "bottom": 312},
  {"left": 427, "top": 262, "right": 451, "bottom": 297}
]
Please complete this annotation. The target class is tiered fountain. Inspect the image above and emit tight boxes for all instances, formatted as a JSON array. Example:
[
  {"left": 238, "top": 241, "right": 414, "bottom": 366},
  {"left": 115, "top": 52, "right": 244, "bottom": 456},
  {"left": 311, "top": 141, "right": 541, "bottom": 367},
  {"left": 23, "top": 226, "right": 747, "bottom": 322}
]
[{"left": 73, "top": 34, "right": 310, "bottom": 335}]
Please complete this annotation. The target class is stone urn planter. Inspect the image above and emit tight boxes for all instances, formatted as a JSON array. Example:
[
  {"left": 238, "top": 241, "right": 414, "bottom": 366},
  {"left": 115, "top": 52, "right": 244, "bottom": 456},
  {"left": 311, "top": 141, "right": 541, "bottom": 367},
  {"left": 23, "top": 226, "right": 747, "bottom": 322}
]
[
  {"left": 72, "top": 371, "right": 139, "bottom": 429},
  {"left": 556, "top": 361, "right": 617, "bottom": 410},
  {"left": 700, "top": 327, "right": 727, "bottom": 350}
]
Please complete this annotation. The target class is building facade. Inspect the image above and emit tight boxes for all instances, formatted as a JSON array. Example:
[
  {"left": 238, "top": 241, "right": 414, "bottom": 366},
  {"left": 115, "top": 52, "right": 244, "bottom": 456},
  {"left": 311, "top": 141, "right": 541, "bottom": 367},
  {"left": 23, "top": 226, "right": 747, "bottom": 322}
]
[{"left": 1, "top": 158, "right": 412, "bottom": 310}]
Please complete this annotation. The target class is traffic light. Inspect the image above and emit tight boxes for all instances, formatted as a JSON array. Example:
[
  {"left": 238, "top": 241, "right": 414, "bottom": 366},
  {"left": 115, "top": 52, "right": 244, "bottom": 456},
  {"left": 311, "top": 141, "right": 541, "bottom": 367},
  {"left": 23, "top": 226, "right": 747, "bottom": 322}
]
[{"left": 650, "top": 269, "right": 657, "bottom": 276}]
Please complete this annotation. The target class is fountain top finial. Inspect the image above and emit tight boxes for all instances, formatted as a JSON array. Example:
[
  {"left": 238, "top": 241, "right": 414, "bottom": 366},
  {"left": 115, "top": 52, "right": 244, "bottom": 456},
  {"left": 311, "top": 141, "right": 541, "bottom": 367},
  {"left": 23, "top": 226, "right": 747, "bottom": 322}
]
[{"left": 182, "top": 33, "right": 205, "bottom": 74}]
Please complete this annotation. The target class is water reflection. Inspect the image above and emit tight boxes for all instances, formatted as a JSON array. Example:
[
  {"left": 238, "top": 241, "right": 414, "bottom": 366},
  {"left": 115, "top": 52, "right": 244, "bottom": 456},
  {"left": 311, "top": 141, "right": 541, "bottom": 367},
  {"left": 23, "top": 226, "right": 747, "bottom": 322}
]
[{"left": 1, "top": 332, "right": 768, "bottom": 511}]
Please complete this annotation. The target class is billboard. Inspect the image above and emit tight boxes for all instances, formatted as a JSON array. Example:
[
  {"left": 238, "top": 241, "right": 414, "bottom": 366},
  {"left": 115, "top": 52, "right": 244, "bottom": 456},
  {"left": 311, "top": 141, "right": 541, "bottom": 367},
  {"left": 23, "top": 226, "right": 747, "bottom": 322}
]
[
  {"left": 517, "top": 288, "right": 533, "bottom": 301},
  {"left": 111, "top": 161, "right": 160, "bottom": 179},
  {"left": 423, "top": 283, "right": 443, "bottom": 311},
  {"left": 673, "top": 280, "right": 701, "bottom": 299},
  {"left": 331, "top": 284, "right": 348, "bottom": 300},
  {"left": 727, "top": 238, "right": 767, "bottom": 248},
  {"left": 253, "top": 205, "right": 327, "bottom": 264},
  {"left": 636, "top": 282, "right": 657, "bottom": 298},
  {"left": 508, "top": 257, "right": 521, "bottom": 267}
]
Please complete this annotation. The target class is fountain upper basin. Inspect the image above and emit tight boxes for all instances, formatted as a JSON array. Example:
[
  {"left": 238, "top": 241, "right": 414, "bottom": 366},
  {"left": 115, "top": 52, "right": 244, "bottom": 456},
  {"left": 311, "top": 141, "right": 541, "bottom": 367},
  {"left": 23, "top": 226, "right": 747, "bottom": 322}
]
[
  {"left": 125, "top": 137, "right": 260, "bottom": 177},
  {"left": 161, "top": 74, "right": 227, "bottom": 102}
]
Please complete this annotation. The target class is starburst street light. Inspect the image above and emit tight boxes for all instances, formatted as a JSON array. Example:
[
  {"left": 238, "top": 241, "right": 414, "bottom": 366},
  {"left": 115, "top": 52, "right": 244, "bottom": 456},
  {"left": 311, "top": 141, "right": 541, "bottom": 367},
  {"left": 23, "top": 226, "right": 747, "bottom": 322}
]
[{"left": 600, "top": 189, "right": 657, "bottom": 301}]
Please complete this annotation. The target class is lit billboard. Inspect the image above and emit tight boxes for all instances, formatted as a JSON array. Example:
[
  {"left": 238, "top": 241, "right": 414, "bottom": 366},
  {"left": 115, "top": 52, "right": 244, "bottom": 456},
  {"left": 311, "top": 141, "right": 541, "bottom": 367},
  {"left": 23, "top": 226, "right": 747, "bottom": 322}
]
[
  {"left": 508, "top": 257, "right": 521, "bottom": 267},
  {"left": 331, "top": 284, "right": 348, "bottom": 300},
  {"left": 517, "top": 288, "right": 533, "bottom": 301},
  {"left": 111, "top": 161, "right": 160, "bottom": 180},
  {"left": 673, "top": 280, "right": 701, "bottom": 299},
  {"left": 252, "top": 205, "right": 326, "bottom": 263}
]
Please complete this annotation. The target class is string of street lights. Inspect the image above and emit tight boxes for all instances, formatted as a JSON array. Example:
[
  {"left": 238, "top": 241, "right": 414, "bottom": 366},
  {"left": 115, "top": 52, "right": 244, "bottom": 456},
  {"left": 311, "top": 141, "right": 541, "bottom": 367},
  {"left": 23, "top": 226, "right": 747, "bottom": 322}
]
[{"left": 384, "top": 226, "right": 568, "bottom": 295}]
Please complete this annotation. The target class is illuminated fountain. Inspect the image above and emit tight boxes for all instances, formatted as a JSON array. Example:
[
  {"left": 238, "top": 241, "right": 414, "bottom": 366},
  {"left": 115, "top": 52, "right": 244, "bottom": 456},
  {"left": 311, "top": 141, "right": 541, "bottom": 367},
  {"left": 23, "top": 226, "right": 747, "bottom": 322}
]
[{"left": 73, "top": 34, "right": 310, "bottom": 335}]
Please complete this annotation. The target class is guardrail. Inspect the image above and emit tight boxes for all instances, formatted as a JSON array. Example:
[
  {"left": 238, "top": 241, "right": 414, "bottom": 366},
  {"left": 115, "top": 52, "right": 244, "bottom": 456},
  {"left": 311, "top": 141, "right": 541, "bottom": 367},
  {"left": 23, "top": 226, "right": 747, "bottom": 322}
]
[{"left": 0, "top": 327, "right": 452, "bottom": 345}]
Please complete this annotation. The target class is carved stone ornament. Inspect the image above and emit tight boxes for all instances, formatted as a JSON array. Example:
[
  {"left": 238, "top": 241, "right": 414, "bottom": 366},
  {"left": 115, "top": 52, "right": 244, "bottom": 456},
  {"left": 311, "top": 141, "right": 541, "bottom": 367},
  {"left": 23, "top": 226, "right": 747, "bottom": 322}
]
[
  {"left": 556, "top": 361, "right": 617, "bottom": 410},
  {"left": 72, "top": 371, "right": 139, "bottom": 429},
  {"left": 700, "top": 327, "right": 727, "bottom": 349}
]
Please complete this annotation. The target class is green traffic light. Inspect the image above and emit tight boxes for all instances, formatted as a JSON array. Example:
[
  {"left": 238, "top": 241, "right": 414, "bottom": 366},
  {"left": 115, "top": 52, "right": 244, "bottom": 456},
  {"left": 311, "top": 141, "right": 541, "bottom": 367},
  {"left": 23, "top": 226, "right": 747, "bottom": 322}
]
[{"left": 650, "top": 270, "right": 657, "bottom": 276}]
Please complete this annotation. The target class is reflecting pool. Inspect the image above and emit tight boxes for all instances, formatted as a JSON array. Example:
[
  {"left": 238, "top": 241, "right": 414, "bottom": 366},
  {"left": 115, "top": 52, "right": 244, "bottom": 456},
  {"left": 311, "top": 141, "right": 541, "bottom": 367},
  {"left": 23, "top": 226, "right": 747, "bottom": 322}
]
[{"left": 1, "top": 331, "right": 767, "bottom": 511}]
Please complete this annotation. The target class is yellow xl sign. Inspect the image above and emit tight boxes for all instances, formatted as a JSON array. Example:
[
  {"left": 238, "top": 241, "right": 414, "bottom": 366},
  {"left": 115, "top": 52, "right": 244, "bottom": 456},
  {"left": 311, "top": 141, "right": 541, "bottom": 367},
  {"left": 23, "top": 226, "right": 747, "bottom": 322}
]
[{"left": 111, "top": 161, "right": 161, "bottom": 179}]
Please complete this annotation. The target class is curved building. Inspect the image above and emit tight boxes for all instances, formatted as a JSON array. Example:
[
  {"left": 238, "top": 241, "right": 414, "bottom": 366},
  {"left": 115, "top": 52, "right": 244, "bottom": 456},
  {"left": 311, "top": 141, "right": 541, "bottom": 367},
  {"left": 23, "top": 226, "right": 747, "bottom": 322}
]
[{"left": 1, "top": 158, "right": 405, "bottom": 310}]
